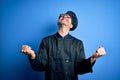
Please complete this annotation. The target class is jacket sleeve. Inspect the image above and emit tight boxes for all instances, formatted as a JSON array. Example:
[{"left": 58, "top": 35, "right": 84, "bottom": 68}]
[
  {"left": 76, "top": 57, "right": 96, "bottom": 74},
  {"left": 29, "top": 39, "right": 48, "bottom": 71},
  {"left": 75, "top": 41, "right": 96, "bottom": 74}
]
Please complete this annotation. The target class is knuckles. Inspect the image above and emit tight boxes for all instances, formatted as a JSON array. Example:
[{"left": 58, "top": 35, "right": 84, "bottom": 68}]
[{"left": 21, "top": 45, "right": 31, "bottom": 53}]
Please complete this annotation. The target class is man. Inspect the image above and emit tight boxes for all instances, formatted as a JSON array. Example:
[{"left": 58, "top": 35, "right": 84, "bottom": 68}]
[{"left": 21, "top": 11, "right": 106, "bottom": 80}]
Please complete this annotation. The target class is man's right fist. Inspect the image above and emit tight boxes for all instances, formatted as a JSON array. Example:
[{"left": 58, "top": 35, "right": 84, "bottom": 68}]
[{"left": 21, "top": 45, "right": 36, "bottom": 59}]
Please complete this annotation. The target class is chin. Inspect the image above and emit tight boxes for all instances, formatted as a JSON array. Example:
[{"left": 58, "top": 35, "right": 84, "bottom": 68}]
[{"left": 58, "top": 21, "right": 67, "bottom": 26}]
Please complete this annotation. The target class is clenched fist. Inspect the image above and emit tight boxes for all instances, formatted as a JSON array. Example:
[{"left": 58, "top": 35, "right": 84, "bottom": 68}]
[
  {"left": 94, "top": 46, "right": 106, "bottom": 58},
  {"left": 21, "top": 45, "right": 36, "bottom": 59},
  {"left": 91, "top": 46, "right": 106, "bottom": 63}
]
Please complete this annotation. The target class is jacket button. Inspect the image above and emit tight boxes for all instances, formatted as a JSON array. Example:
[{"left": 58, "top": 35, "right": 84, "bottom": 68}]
[
  {"left": 65, "top": 59, "right": 69, "bottom": 63},
  {"left": 65, "top": 72, "right": 68, "bottom": 74}
]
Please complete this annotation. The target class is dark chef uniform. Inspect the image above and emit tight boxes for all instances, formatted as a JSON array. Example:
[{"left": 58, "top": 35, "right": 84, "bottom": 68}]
[{"left": 29, "top": 32, "right": 95, "bottom": 80}]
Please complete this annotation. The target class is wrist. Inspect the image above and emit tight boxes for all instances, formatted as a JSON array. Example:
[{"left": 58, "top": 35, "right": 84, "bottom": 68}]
[
  {"left": 29, "top": 52, "right": 36, "bottom": 59},
  {"left": 90, "top": 56, "right": 97, "bottom": 63}
]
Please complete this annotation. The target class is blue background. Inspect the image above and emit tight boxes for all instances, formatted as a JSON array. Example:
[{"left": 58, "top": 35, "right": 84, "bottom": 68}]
[{"left": 1, "top": 0, "right": 120, "bottom": 80}]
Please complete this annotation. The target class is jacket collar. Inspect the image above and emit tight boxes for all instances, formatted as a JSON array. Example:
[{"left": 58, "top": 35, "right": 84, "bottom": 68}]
[{"left": 54, "top": 32, "right": 71, "bottom": 40}]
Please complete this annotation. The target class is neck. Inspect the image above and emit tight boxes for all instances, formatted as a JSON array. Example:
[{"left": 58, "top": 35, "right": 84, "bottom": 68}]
[{"left": 58, "top": 25, "right": 69, "bottom": 37}]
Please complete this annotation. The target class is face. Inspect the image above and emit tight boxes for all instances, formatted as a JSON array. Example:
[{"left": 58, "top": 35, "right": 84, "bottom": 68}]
[{"left": 58, "top": 14, "right": 73, "bottom": 29}]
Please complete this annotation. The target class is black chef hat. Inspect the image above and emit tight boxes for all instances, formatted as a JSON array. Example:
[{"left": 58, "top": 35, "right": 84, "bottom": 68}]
[{"left": 66, "top": 11, "right": 78, "bottom": 31}]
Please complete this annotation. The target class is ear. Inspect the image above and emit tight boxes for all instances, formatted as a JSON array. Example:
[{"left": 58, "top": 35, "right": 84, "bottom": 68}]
[{"left": 70, "top": 24, "right": 73, "bottom": 29}]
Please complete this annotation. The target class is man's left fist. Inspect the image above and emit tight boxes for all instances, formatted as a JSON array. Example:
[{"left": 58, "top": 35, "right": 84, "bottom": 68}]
[{"left": 93, "top": 46, "right": 106, "bottom": 58}]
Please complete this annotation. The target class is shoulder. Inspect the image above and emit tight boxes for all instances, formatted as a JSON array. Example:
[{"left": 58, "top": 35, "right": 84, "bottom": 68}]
[
  {"left": 39, "top": 34, "right": 55, "bottom": 46},
  {"left": 42, "top": 33, "right": 56, "bottom": 41},
  {"left": 70, "top": 34, "right": 83, "bottom": 44},
  {"left": 69, "top": 35, "right": 84, "bottom": 49}
]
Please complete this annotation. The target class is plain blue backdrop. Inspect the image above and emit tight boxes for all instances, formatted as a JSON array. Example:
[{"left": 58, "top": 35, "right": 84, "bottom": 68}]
[{"left": 1, "top": 0, "right": 120, "bottom": 80}]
